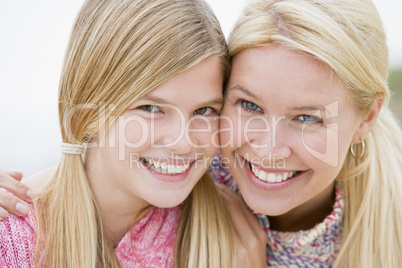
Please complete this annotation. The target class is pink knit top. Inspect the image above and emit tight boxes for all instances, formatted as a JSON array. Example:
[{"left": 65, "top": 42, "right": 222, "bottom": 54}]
[{"left": 0, "top": 205, "right": 181, "bottom": 267}]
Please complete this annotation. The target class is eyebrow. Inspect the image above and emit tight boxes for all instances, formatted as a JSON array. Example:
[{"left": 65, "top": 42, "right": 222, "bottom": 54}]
[
  {"left": 197, "top": 99, "right": 224, "bottom": 107},
  {"left": 227, "top": 85, "right": 259, "bottom": 100},
  {"left": 140, "top": 96, "right": 170, "bottom": 104},
  {"left": 141, "top": 95, "right": 223, "bottom": 107},
  {"left": 291, "top": 105, "right": 325, "bottom": 112},
  {"left": 227, "top": 86, "right": 328, "bottom": 114}
]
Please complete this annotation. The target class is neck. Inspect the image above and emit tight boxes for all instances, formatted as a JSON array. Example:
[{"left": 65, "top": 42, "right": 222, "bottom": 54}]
[
  {"left": 100, "top": 204, "right": 150, "bottom": 248},
  {"left": 269, "top": 182, "right": 336, "bottom": 232},
  {"left": 83, "top": 149, "right": 151, "bottom": 248}
]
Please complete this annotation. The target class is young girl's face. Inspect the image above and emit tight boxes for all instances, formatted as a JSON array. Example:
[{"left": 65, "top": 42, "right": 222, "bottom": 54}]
[
  {"left": 96, "top": 58, "right": 223, "bottom": 208},
  {"left": 220, "top": 46, "right": 362, "bottom": 216}
]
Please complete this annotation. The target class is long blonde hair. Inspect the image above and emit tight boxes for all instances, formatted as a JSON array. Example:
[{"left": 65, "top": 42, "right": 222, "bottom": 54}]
[
  {"left": 34, "top": 0, "right": 234, "bottom": 267},
  {"left": 228, "top": 0, "right": 402, "bottom": 267}
]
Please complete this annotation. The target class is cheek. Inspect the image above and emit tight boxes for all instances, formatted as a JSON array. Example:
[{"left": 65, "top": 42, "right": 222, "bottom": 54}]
[
  {"left": 298, "top": 122, "right": 354, "bottom": 170},
  {"left": 190, "top": 118, "right": 220, "bottom": 156},
  {"left": 336, "top": 120, "right": 359, "bottom": 163},
  {"left": 123, "top": 120, "right": 150, "bottom": 144},
  {"left": 299, "top": 127, "right": 329, "bottom": 155},
  {"left": 109, "top": 116, "right": 153, "bottom": 158},
  {"left": 242, "top": 115, "right": 271, "bottom": 147},
  {"left": 293, "top": 121, "right": 342, "bottom": 168},
  {"left": 219, "top": 107, "right": 244, "bottom": 148}
]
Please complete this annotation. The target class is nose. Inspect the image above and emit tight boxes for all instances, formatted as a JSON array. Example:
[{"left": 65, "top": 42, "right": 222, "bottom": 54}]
[
  {"left": 158, "top": 116, "right": 196, "bottom": 156},
  {"left": 246, "top": 116, "right": 291, "bottom": 159}
]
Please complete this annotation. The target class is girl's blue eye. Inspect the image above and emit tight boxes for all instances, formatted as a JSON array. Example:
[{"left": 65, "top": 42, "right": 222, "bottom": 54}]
[
  {"left": 297, "top": 115, "right": 322, "bottom": 123},
  {"left": 194, "top": 107, "right": 213, "bottom": 115},
  {"left": 241, "top": 101, "right": 261, "bottom": 112},
  {"left": 140, "top": 105, "right": 160, "bottom": 112}
]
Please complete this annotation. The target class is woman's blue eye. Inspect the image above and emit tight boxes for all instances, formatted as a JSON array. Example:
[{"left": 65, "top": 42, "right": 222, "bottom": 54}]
[
  {"left": 241, "top": 101, "right": 261, "bottom": 112},
  {"left": 297, "top": 115, "right": 322, "bottom": 123},
  {"left": 194, "top": 107, "right": 213, "bottom": 115},
  {"left": 139, "top": 105, "right": 160, "bottom": 112}
]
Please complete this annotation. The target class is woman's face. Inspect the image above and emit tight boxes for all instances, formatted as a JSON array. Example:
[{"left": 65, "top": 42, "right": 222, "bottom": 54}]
[
  {"left": 91, "top": 57, "right": 223, "bottom": 209},
  {"left": 220, "top": 46, "right": 363, "bottom": 216}
]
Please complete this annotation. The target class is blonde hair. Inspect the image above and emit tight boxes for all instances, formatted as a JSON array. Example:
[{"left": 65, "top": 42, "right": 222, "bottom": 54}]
[
  {"left": 33, "top": 0, "right": 233, "bottom": 267},
  {"left": 228, "top": 0, "right": 402, "bottom": 267}
]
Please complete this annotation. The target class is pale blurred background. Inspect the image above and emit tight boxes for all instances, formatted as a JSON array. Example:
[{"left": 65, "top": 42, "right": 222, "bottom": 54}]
[{"left": 1, "top": 0, "right": 401, "bottom": 177}]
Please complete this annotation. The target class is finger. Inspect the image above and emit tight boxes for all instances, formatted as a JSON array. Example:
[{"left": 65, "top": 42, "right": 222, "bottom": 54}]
[
  {"left": 4, "top": 170, "right": 24, "bottom": 181},
  {"left": 217, "top": 184, "right": 262, "bottom": 228},
  {"left": 217, "top": 185, "right": 254, "bottom": 235},
  {"left": 0, "top": 170, "right": 32, "bottom": 203},
  {"left": 215, "top": 182, "right": 239, "bottom": 197},
  {"left": 216, "top": 183, "right": 265, "bottom": 239},
  {"left": 216, "top": 184, "right": 267, "bottom": 267},
  {"left": 0, "top": 190, "right": 30, "bottom": 217},
  {"left": 0, "top": 207, "right": 9, "bottom": 221},
  {"left": 232, "top": 195, "right": 266, "bottom": 239},
  {"left": 216, "top": 183, "right": 252, "bottom": 219}
]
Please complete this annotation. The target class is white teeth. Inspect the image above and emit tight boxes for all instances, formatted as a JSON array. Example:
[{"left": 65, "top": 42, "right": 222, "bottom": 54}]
[
  {"left": 144, "top": 158, "right": 190, "bottom": 175},
  {"left": 250, "top": 163, "right": 299, "bottom": 183},
  {"left": 251, "top": 164, "right": 259, "bottom": 176},
  {"left": 267, "top": 173, "right": 276, "bottom": 183},
  {"left": 276, "top": 174, "right": 282, "bottom": 182},
  {"left": 258, "top": 169, "right": 267, "bottom": 181},
  {"left": 168, "top": 165, "right": 175, "bottom": 173}
]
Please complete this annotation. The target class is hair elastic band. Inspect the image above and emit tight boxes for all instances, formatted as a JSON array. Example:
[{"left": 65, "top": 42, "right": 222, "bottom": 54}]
[{"left": 61, "top": 142, "right": 85, "bottom": 155}]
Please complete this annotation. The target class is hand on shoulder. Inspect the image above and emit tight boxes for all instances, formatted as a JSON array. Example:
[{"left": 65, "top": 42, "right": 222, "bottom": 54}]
[
  {"left": 0, "top": 167, "right": 54, "bottom": 219},
  {"left": 216, "top": 183, "right": 267, "bottom": 268}
]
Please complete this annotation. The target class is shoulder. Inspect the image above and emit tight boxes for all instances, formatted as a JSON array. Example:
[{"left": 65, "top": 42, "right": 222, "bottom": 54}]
[
  {"left": 139, "top": 206, "right": 181, "bottom": 233},
  {"left": 116, "top": 206, "right": 180, "bottom": 267},
  {"left": 0, "top": 207, "right": 36, "bottom": 266},
  {"left": 209, "top": 152, "right": 231, "bottom": 182},
  {"left": 132, "top": 206, "right": 181, "bottom": 248},
  {"left": 209, "top": 153, "right": 239, "bottom": 192},
  {"left": 23, "top": 167, "right": 55, "bottom": 192}
]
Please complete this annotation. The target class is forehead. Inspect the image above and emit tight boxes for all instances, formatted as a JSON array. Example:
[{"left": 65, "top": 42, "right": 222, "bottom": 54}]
[
  {"left": 229, "top": 46, "right": 348, "bottom": 104},
  {"left": 149, "top": 58, "right": 223, "bottom": 96}
]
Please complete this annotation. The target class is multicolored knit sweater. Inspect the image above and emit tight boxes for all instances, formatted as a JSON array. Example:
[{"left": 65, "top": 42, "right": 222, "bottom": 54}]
[
  {"left": 0, "top": 205, "right": 180, "bottom": 267},
  {"left": 210, "top": 153, "right": 344, "bottom": 267}
]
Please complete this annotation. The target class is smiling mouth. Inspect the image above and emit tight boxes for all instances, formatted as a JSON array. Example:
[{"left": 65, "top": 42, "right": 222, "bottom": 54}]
[
  {"left": 249, "top": 162, "right": 302, "bottom": 183},
  {"left": 141, "top": 158, "right": 191, "bottom": 175}
]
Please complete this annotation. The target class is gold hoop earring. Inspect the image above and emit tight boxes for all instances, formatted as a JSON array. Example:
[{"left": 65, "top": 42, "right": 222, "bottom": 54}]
[{"left": 350, "top": 139, "right": 366, "bottom": 159}]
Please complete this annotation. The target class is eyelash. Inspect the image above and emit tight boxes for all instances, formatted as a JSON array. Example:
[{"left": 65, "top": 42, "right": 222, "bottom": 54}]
[
  {"left": 236, "top": 99, "right": 263, "bottom": 114},
  {"left": 138, "top": 105, "right": 218, "bottom": 116},
  {"left": 193, "top": 107, "right": 218, "bottom": 116},
  {"left": 139, "top": 105, "right": 161, "bottom": 113},
  {"left": 234, "top": 100, "right": 324, "bottom": 125},
  {"left": 294, "top": 115, "right": 323, "bottom": 124}
]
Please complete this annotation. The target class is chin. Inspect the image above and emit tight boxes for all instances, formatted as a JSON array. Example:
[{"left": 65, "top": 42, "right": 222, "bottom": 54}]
[
  {"left": 150, "top": 190, "right": 191, "bottom": 209},
  {"left": 239, "top": 187, "right": 292, "bottom": 216},
  {"left": 252, "top": 205, "right": 290, "bottom": 216}
]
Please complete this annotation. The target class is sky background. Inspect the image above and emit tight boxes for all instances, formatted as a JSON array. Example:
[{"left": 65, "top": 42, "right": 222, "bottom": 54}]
[{"left": 1, "top": 0, "right": 401, "bottom": 177}]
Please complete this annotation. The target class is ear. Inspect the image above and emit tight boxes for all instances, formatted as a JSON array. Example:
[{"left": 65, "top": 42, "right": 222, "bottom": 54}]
[{"left": 352, "top": 93, "right": 384, "bottom": 143}]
